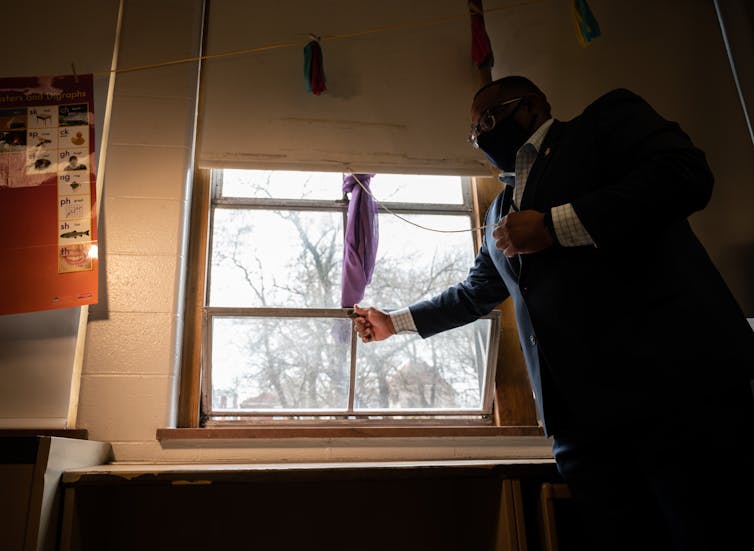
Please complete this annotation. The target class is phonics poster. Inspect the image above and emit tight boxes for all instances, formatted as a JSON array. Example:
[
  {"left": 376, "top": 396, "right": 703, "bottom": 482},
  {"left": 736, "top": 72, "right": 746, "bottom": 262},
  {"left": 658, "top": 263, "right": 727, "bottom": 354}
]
[{"left": 0, "top": 74, "right": 98, "bottom": 315}]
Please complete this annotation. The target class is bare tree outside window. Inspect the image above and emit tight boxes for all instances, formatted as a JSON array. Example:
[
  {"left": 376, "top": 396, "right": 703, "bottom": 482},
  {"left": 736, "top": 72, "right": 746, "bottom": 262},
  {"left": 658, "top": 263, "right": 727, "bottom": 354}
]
[{"left": 203, "top": 169, "right": 499, "bottom": 423}]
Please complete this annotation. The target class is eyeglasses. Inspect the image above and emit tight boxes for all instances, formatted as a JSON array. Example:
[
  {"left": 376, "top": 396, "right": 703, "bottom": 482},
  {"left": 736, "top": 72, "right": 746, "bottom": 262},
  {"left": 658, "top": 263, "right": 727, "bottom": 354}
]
[{"left": 468, "top": 97, "right": 524, "bottom": 148}]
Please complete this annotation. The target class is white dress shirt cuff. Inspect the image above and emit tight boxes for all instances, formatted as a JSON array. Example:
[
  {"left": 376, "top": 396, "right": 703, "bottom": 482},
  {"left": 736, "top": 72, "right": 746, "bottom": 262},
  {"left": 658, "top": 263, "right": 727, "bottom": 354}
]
[
  {"left": 389, "top": 307, "right": 418, "bottom": 334},
  {"left": 551, "top": 203, "right": 595, "bottom": 247}
]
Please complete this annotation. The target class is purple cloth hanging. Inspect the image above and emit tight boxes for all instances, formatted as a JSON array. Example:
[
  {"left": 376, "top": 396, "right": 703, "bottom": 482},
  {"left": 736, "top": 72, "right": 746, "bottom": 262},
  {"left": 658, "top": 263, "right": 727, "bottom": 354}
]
[{"left": 341, "top": 173, "right": 378, "bottom": 308}]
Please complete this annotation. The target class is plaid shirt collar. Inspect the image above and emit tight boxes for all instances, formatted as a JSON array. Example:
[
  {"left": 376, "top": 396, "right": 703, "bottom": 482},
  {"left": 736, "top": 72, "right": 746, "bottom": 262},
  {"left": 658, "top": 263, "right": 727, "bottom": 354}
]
[{"left": 525, "top": 117, "right": 554, "bottom": 154}]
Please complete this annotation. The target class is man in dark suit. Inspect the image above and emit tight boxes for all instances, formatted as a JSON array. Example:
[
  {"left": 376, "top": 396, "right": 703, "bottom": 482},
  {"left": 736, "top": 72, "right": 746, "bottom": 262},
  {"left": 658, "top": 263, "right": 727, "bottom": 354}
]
[{"left": 353, "top": 76, "right": 754, "bottom": 550}]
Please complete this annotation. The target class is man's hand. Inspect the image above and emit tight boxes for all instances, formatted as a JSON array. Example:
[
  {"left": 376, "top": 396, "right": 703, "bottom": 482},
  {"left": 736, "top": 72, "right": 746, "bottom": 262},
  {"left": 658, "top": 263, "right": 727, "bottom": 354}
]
[
  {"left": 352, "top": 304, "right": 396, "bottom": 343},
  {"left": 493, "top": 210, "right": 554, "bottom": 257}
]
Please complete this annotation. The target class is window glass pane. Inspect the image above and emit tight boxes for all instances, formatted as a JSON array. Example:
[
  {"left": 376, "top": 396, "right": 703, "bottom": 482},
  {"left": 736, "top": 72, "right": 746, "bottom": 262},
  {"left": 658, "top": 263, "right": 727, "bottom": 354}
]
[
  {"left": 211, "top": 316, "right": 351, "bottom": 411},
  {"left": 204, "top": 169, "right": 496, "bottom": 423},
  {"left": 221, "top": 169, "right": 343, "bottom": 200},
  {"left": 209, "top": 208, "right": 343, "bottom": 307},
  {"left": 361, "top": 213, "right": 474, "bottom": 308},
  {"left": 355, "top": 319, "right": 490, "bottom": 410},
  {"left": 369, "top": 174, "right": 463, "bottom": 204}
]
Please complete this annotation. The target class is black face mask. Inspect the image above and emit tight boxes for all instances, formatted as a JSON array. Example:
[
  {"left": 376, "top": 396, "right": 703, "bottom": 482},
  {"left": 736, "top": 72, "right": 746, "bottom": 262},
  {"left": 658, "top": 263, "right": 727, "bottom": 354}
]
[{"left": 476, "top": 116, "right": 530, "bottom": 172}]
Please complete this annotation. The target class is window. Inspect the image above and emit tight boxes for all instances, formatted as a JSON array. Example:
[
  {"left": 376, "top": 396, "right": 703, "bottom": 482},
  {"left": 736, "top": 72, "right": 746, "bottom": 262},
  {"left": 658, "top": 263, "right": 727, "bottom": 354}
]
[
  {"left": 169, "top": 0, "right": 542, "bottom": 438},
  {"left": 200, "top": 169, "right": 500, "bottom": 425}
]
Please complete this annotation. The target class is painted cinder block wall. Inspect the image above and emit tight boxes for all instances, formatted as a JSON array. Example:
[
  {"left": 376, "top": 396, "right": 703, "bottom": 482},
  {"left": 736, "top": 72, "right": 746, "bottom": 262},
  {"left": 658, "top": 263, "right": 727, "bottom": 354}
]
[
  {"left": 0, "top": 0, "right": 751, "bottom": 463},
  {"left": 0, "top": 0, "right": 122, "bottom": 429}
]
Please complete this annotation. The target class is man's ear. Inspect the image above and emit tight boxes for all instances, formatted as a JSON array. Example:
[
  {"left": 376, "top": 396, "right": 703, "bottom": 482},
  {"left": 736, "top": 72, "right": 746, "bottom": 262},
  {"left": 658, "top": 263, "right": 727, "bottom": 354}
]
[
  {"left": 519, "top": 95, "right": 538, "bottom": 121},
  {"left": 523, "top": 94, "right": 539, "bottom": 111},
  {"left": 526, "top": 93, "right": 550, "bottom": 120}
]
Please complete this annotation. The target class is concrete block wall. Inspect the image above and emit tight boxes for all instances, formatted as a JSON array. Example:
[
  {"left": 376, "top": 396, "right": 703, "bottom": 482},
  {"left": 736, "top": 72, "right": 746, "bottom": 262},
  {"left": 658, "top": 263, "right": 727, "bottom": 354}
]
[
  {"left": 0, "top": 0, "right": 121, "bottom": 429},
  {"left": 2, "top": 0, "right": 751, "bottom": 463},
  {"left": 76, "top": 0, "right": 204, "bottom": 456},
  {"left": 66, "top": 0, "right": 553, "bottom": 463}
]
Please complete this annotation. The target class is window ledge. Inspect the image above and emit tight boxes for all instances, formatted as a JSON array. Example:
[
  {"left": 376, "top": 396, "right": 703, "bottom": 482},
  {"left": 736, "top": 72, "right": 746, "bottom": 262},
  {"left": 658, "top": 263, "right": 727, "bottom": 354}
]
[
  {"left": 157, "top": 425, "right": 544, "bottom": 441},
  {"left": 62, "top": 459, "right": 559, "bottom": 487}
]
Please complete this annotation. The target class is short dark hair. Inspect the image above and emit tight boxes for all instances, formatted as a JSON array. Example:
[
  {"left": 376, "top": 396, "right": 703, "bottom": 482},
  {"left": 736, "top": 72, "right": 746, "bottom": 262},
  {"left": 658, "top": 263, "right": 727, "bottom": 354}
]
[
  {"left": 473, "top": 75, "right": 545, "bottom": 100},
  {"left": 474, "top": 76, "right": 550, "bottom": 117}
]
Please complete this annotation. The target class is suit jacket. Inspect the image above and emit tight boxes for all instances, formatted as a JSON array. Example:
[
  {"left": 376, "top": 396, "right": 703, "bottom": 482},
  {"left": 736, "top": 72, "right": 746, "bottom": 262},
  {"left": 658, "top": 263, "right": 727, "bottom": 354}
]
[{"left": 410, "top": 89, "right": 754, "bottom": 436}]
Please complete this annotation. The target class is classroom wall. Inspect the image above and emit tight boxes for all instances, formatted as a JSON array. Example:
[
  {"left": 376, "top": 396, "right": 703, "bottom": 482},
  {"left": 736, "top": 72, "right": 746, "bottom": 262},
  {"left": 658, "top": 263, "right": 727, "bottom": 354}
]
[
  {"left": 0, "top": 0, "right": 750, "bottom": 463},
  {"left": 0, "top": 1, "right": 120, "bottom": 429},
  {"left": 485, "top": 0, "right": 754, "bottom": 315}
]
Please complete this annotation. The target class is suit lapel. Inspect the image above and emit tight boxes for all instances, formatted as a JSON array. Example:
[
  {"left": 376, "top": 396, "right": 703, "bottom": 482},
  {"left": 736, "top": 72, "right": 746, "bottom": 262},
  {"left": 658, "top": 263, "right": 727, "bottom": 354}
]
[
  {"left": 519, "top": 120, "right": 564, "bottom": 210},
  {"left": 488, "top": 190, "right": 521, "bottom": 281},
  {"left": 518, "top": 120, "right": 565, "bottom": 280}
]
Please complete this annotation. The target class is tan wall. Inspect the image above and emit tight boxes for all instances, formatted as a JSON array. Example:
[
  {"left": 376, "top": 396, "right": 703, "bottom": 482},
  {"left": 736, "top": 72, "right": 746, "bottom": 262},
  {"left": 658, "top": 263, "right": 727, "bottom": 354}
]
[
  {"left": 0, "top": 0, "right": 749, "bottom": 462},
  {"left": 0, "top": 1, "right": 120, "bottom": 428},
  {"left": 485, "top": 0, "right": 754, "bottom": 313}
]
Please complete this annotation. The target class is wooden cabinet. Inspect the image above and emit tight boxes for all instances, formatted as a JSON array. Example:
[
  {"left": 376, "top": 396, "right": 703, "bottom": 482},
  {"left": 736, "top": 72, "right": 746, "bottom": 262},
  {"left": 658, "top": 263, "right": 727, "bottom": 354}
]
[
  {"left": 59, "top": 460, "right": 583, "bottom": 551},
  {"left": 0, "top": 435, "right": 111, "bottom": 551}
]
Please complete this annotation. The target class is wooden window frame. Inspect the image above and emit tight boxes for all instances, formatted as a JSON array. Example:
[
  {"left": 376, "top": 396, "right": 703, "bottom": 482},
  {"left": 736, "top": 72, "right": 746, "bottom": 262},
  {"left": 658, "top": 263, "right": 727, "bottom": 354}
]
[{"left": 173, "top": 169, "right": 540, "bottom": 438}]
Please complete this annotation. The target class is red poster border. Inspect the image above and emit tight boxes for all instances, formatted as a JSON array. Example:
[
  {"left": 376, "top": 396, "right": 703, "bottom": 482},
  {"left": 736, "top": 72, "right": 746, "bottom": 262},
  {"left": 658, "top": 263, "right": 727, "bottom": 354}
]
[{"left": 0, "top": 74, "right": 98, "bottom": 316}]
